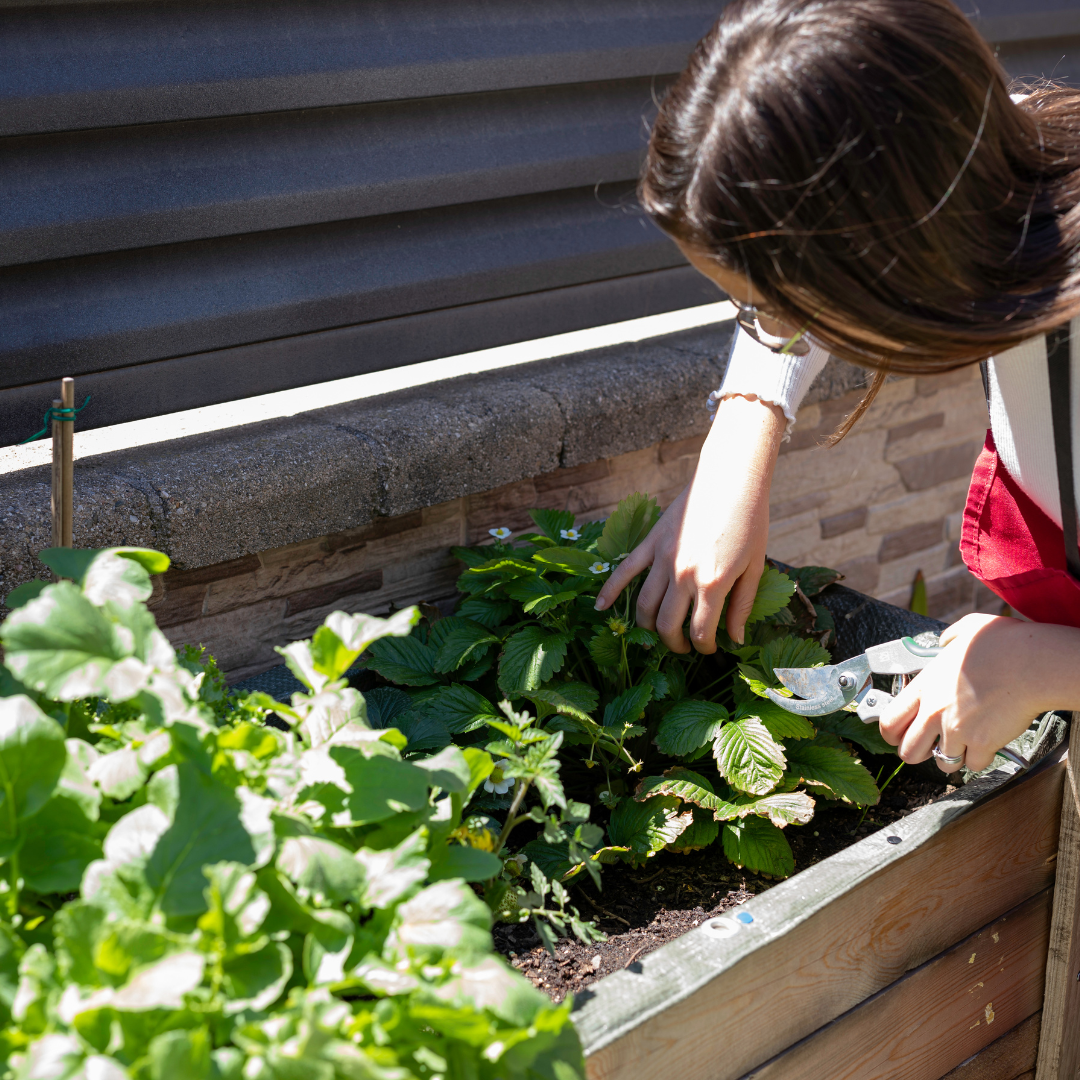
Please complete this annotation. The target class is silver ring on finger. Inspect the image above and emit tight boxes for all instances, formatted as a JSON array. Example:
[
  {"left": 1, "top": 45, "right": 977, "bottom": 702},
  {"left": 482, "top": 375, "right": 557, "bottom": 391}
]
[{"left": 932, "top": 742, "right": 965, "bottom": 767}]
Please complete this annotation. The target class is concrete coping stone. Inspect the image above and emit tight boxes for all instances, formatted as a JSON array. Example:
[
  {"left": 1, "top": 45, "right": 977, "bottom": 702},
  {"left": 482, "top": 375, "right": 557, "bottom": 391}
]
[{"left": 0, "top": 315, "right": 867, "bottom": 595}]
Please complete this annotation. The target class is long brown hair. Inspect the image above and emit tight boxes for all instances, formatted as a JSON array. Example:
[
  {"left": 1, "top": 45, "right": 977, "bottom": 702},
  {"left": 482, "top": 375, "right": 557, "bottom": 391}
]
[{"left": 641, "top": 0, "right": 1080, "bottom": 437}]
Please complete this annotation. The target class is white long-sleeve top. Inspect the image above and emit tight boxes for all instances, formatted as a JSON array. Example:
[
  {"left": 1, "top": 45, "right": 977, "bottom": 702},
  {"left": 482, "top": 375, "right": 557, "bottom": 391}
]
[{"left": 714, "top": 320, "right": 1080, "bottom": 531}]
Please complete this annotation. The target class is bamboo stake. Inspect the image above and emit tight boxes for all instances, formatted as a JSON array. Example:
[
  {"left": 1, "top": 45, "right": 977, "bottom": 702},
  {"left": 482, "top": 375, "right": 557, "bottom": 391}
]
[
  {"left": 50, "top": 397, "right": 63, "bottom": 548},
  {"left": 60, "top": 377, "right": 74, "bottom": 547}
]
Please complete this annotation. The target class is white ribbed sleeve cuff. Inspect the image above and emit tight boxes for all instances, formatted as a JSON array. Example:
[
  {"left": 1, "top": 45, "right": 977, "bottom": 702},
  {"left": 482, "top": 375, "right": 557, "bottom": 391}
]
[{"left": 709, "top": 326, "right": 831, "bottom": 435}]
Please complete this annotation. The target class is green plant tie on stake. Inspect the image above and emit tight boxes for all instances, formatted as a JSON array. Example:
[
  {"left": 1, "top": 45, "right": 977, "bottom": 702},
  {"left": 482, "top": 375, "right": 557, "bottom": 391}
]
[{"left": 19, "top": 395, "right": 91, "bottom": 444}]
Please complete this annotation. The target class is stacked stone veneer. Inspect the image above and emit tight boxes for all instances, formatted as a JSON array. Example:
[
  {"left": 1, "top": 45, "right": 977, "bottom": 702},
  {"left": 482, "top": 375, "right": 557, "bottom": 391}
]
[
  {"left": 767, "top": 365, "right": 999, "bottom": 622},
  {"left": 0, "top": 320, "right": 998, "bottom": 681}
]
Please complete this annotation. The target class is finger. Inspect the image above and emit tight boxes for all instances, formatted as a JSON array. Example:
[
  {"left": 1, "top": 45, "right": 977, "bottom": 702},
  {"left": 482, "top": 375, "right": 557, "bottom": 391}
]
[
  {"left": 877, "top": 685, "right": 919, "bottom": 747},
  {"left": 939, "top": 624, "right": 960, "bottom": 647},
  {"left": 655, "top": 585, "right": 693, "bottom": 654},
  {"left": 934, "top": 729, "right": 967, "bottom": 774},
  {"left": 595, "top": 542, "right": 653, "bottom": 611},
  {"left": 962, "top": 743, "right": 997, "bottom": 773},
  {"left": 635, "top": 565, "right": 670, "bottom": 630},
  {"left": 898, "top": 706, "right": 940, "bottom": 764},
  {"left": 689, "top": 585, "right": 724, "bottom": 654},
  {"left": 724, "top": 561, "right": 763, "bottom": 646}
]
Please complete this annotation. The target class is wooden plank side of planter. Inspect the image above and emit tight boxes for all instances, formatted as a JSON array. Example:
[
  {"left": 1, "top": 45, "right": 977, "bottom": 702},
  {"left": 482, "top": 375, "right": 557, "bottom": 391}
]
[
  {"left": 939, "top": 1011, "right": 1041, "bottom": 1080},
  {"left": 579, "top": 752, "right": 1065, "bottom": 1080},
  {"left": 741, "top": 889, "right": 1052, "bottom": 1080},
  {"left": 1035, "top": 752, "right": 1080, "bottom": 1080}
]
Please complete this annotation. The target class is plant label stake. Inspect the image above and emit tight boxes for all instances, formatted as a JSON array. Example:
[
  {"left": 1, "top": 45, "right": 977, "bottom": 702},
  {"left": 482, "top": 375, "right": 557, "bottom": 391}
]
[
  {"left": 50, "top": 396, "right": 63, "bottom": 548},
  {"left": 50, "top": 377, "right": 75, "bottom": 549}
]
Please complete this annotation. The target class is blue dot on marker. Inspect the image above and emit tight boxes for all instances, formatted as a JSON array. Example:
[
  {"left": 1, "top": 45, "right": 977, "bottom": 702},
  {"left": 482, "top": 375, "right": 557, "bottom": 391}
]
[{"left": 736, "top": 911, "right": 754, "bottom": 924}]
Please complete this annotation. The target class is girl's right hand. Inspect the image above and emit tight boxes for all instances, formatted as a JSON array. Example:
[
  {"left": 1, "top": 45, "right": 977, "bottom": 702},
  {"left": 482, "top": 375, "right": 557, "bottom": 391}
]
[{"left": 594, "top": 394, "right": 787, "bottom": 653}]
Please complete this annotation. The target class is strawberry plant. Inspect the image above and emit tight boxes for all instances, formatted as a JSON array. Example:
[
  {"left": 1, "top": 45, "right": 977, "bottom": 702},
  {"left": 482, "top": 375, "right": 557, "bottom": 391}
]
[
  {"left": 365, "top": 493, "right": 888, "bottom": 883},
  {"left": 0, "top": 547, "right": 586, "bottom": 1079}
]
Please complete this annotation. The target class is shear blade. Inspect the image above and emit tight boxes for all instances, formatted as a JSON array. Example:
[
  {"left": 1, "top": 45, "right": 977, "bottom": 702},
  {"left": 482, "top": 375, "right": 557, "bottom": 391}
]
[
  {"left": 768, "top": 655, "right": 873, "bottom": 716},
  {"left": 767, "top": 666, "right": 847, "bottom": 715}
]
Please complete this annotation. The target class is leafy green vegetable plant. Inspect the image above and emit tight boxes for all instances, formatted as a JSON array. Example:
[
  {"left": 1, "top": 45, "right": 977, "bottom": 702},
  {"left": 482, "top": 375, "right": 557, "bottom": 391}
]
[
  {"left": 365, "top": 494, "right": 887, "bottom": 882},
  {"left": 0, "top": 547, "right": 585, "bottom": 1079}
]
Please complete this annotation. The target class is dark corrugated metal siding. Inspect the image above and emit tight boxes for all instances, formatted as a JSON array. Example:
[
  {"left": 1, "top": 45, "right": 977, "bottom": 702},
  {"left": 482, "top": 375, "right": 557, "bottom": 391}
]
[{"left": 0, "top": 0, "right": 1075, "bottom": 445}]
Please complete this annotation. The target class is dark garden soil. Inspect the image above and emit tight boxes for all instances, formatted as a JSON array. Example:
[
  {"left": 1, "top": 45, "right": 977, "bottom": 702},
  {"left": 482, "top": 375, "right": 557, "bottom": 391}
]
[{"left": 494, "top": 761, "right": 960, "bottom": 1003}]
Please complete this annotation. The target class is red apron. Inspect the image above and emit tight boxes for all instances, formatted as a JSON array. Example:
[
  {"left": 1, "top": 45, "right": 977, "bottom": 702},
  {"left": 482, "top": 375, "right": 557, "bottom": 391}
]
[{"left": 960, "top": 431, "right": 1080, "bottom": 627}]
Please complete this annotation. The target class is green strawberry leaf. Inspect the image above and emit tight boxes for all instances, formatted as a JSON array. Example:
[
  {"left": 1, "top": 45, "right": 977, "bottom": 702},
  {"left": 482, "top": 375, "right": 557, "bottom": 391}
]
[
  {"left": 746, "top": 568, "right": 797, "bottom": 625},
  {"left": 735, "top": 698, "right": 816, "bottom": 741},
  {"left": 669, "top": 808, "right": 720, "bottom": 853},
  {"left": 431, "top": 618, "right": 499, "bottom": 673},
  {"left": 497, "top": 628, "right": 570, "bottom": 696},
  {"left": 713, "top": 716, "right": 786, "bottom": 796},
  {"left": 759, "top": 635, "right": 831, "bottom": 683},
  {"left": 722, "top": 816, "right": 795, "bottom": 877},
  {"left": 733, "top": 790, "right": 816, "bottom": 828},
  {"left": 528, "top": 509, "right": 577, "bottom": 542},
  {"left": 596, "top": 493, "right": 661, "bottom": 562},
  {"left": 634, "top": 767, "right": 741, "bottom": 819},
  {"left": 607, "top": 795, "right": 692, "bottom": 859},
  {"left": 814, "top": 710, "right": 897, "bottom": 756},
  {"left": 785, "top": 740, "right": 880, "bottom": 805},
  {"left": 531, "top": 547, "right": 598, "bottom": 576},
  {"left": 456, "top": 597, "right": 514, "bottom": 629},
  {"left": 363, "top": 687, "right": 413, "bottom": 729},
  {"left": 523, "top": 682, "right": 599, "bottom": 724},
  {"left": 504, "top": 575, "right": 577, "bottom": 615},
  {"left": 788, "top": 565, "right": 843, "bottom": 597},
  {"left": 364, "top": 636, "right": 439, "bottom": 686},
  {"left": 588, "top": 627, "right": 621, "bottom": 669},
  {"left": 419, "top": 684, "right": 500, "bottom": 735},
  {"left": 602, "top": 683, "right": 653, "bottom": 728},
  {"left": 654, "top": 699, "right": 728, "bottom": 756}
]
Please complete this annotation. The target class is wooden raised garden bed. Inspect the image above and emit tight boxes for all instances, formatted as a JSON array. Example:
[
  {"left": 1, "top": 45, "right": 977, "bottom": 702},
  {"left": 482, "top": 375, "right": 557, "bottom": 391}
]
[{"left": 573, "top": 721, "right": 1068, "bottom": 1080}]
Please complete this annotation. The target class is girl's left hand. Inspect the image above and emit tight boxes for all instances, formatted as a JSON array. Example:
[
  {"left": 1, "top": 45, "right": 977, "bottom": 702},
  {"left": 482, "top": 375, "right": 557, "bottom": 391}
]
[{"left": 877, "top": 614, "right": 1080, "bottom": 773}]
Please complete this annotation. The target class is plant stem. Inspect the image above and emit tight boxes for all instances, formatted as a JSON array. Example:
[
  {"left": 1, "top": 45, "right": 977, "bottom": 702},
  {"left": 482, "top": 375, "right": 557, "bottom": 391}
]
[
  {"left": 879, "top": 759, "right": 905, "bottom": 795},
  {"left": 853, "top": 760, "right": 905, "bottom": 833},
  {"left": 493, "top": 779, "right": 530, "bottom": 856}
]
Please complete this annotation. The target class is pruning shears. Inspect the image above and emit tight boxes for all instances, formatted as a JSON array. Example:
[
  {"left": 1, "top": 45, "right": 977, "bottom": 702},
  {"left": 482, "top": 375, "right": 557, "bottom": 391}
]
[{"left": 764, "top": 636, "right": 1030, "bottom": 770}]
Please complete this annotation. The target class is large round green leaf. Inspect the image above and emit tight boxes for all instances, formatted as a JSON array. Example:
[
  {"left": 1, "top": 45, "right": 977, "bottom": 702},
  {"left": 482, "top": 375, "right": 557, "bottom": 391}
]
[
  {"left": 1, "top": 584, "right": 129, "bottom": 699},
  {"left": 0, "top": 696, "right": 66, "bottom": 853}
]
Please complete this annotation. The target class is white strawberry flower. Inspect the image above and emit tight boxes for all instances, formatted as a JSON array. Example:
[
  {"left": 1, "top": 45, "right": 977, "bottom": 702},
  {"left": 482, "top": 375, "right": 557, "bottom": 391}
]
[
  {"left": 559, "top": 528, "right": 581, "bottom": 541},
  {"left": 489, "top": 527, "right": 511, "bottom": 540},
  {"left": 483, "top": 761, "right": 514, "bottom": 795},
  {"left": 589, "top": 561, "right": 611, "bottom": 575}
]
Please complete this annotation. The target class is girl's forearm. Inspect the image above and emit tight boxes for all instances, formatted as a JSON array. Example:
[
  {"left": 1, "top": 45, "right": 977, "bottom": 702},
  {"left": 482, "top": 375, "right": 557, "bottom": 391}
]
[
  {"left": 1011, "top": 620, "right": 1080, "bottom": 714},
  {"left": 701, "top": 394, "right": 787, "bottom": 490}
]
